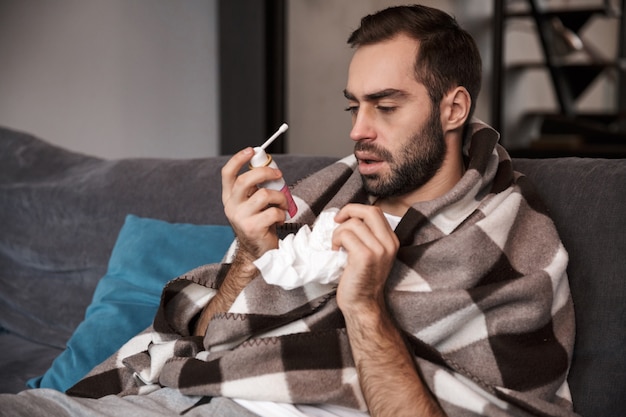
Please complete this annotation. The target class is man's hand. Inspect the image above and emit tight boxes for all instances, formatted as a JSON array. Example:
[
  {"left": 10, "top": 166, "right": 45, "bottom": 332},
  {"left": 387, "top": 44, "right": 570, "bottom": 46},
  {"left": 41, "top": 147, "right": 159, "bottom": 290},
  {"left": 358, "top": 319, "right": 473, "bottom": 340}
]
[
  {"left": 332, "top": 204, "right": 399, "bottom": 312},
  {"left": 332, "top": 204, "right": 446, "bottom": 417},
  {"left": 221, "top": 147, "right": 289, "bottom": 258},
  {"left": 194, "top": 148, "right": 289, "bottom": 337}
]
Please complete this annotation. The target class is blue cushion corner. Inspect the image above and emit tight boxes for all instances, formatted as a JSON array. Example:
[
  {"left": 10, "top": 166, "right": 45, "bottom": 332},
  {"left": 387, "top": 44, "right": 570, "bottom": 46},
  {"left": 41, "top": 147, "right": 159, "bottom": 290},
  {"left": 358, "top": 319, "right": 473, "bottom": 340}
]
[{"left": 28, "top": 215, "right": 234, "bottom": 392}]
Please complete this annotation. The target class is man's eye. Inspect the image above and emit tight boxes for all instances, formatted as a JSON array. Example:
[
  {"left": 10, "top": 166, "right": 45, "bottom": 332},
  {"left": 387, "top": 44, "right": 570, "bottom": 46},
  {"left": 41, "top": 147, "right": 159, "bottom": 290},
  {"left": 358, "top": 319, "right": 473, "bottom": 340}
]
[
  {"left": 376, "top": 105, "right": 396, "bottom": 113},
  {"left": 344, "top": 105, "right": 359, "bottom": 115}
]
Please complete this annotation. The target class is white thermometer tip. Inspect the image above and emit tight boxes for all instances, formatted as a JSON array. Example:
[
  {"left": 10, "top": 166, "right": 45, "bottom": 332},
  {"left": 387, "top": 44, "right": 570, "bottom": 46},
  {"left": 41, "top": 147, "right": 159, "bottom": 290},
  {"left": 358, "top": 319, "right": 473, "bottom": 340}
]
[{"left": 260, "top": 123, "right": 289, "bottom": 150}]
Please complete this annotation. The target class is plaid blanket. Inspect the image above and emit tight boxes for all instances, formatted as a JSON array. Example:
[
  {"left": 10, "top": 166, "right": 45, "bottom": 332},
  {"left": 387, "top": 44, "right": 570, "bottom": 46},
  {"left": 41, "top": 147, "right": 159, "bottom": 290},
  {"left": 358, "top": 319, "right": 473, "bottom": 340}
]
[{"left": 68, "top": 120, "right": 577, "bottom": 417}]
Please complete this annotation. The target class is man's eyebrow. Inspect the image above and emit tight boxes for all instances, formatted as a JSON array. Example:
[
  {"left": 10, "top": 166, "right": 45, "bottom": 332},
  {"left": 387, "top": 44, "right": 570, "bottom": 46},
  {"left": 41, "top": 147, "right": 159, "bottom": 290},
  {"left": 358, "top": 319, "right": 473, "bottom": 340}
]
[
  {"left": 343, "top": 88, "right": 408, "bottom": 102},
  {"left": 343, "top": 89, "right": 357, "bottom": 101}
]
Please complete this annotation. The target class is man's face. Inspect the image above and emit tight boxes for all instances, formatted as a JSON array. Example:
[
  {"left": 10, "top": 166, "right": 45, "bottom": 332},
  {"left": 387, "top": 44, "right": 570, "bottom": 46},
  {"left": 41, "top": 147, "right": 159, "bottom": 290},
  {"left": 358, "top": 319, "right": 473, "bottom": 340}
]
[{"left": 344, "top": 34, "right": 446, "bottom": 199}]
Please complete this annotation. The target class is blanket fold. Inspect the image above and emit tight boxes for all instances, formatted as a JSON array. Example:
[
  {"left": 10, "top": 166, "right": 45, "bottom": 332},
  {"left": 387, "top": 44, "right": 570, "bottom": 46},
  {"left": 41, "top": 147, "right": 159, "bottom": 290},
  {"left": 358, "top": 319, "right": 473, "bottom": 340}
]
[{"left": 68, "top": 120, "right": 577, "bottom": 417}]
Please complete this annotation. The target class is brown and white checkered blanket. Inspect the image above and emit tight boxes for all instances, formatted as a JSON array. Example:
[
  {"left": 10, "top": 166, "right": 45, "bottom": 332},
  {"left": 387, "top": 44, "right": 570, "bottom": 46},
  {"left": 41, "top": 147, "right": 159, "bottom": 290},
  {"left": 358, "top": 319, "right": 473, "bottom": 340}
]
[{"left": 68, "top": 120, "right": 577, "bottom": 416}]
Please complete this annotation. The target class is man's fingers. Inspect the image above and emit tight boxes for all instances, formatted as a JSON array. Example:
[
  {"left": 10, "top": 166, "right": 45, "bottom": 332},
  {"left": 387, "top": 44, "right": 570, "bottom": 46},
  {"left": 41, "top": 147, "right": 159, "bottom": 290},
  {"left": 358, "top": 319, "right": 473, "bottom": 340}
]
[
  {"left": 221, "top": 148, "right": 285, "bottom": 206},
  {"left": 333, "top": 204, "right": 398, "bottom": 252},
  {"left": 235, "top": 187, "right": 289, "bottom": 217},
  {"left": 332, "top": 220, "right": 379, "bottom": 254},
  {"left": 222, "top": 147, "right": 255, "bottom": 202}
]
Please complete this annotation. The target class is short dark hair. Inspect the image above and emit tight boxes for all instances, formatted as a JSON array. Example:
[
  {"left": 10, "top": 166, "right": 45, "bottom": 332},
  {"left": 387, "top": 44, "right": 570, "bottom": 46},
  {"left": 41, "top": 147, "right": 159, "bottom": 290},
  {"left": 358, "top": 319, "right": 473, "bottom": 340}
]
[{"left": 348, "top": 4, "right": 482, "bottom": 120}]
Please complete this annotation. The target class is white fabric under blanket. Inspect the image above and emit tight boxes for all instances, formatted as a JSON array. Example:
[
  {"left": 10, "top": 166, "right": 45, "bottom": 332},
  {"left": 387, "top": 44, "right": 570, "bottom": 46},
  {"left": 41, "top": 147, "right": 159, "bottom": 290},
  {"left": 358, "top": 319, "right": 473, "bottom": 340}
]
[
  {"left": 0, "top": 388, "right": 256, "bottom": 417},
  {"left": 0, "top": 388, "right": 370, "bottom": 417}
]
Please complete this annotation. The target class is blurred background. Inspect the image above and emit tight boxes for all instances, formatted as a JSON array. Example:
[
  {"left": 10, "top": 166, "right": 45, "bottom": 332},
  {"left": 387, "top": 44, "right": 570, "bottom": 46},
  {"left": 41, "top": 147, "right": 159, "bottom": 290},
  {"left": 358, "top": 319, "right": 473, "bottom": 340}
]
[{"left": 0, "top": 0, "right": 622, "bottom": 158}]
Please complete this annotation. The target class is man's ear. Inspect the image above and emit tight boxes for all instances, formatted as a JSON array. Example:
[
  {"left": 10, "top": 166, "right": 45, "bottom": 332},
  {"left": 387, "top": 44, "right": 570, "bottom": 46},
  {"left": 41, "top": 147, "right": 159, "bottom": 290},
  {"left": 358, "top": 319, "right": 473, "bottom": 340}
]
[{"left": 440, "top": 86, "right": 471, "bottom": 133}]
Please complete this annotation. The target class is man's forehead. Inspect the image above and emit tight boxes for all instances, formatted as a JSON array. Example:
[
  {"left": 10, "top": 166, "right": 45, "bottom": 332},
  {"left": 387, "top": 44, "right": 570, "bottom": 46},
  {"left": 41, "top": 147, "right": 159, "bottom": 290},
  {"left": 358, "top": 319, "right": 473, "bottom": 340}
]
[
  {"left": 349, "top": 34, "right": 419, "bottom": 65},
  {"left": 346, "top": 36, "right": 420, "bottom": 97}
]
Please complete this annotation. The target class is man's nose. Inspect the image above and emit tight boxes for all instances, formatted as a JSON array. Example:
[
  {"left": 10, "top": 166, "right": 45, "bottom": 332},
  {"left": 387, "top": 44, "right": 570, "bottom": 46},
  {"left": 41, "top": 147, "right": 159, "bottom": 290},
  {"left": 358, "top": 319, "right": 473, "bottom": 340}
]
[{"left": 350, "top": 109, "right": 376, "bottom": 142}]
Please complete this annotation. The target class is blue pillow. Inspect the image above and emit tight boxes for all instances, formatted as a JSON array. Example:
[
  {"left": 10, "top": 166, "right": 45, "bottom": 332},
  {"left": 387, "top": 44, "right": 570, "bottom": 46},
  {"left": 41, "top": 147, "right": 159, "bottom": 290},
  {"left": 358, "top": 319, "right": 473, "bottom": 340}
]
[{"left": 27, "top": 214, "right": 234, "bottom": 392}]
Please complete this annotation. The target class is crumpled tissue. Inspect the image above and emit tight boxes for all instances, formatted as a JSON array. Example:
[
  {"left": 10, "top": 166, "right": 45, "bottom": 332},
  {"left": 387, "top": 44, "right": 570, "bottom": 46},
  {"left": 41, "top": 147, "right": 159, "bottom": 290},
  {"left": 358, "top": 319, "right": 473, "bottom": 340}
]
[{"left": 253, "top": 208, "right": 347, "bottom": 290}]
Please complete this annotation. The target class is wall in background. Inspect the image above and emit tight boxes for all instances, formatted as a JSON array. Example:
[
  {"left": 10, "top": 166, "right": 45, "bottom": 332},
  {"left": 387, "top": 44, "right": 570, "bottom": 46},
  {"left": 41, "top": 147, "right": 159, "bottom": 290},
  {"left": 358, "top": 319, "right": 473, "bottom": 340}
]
[
  {"left": 1, "top": 1, "right": 612, "bottom": 159},
  {"left": 0, "top": 0, "right": 219, "bottom": 159}
]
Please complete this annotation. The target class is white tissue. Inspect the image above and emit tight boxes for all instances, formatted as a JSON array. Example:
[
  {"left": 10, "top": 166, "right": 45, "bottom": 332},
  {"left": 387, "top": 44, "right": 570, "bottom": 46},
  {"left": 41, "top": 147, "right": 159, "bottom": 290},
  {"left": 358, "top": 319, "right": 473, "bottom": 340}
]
[{"left": 253, "top": 208, "right": 347, "bottom": 290}]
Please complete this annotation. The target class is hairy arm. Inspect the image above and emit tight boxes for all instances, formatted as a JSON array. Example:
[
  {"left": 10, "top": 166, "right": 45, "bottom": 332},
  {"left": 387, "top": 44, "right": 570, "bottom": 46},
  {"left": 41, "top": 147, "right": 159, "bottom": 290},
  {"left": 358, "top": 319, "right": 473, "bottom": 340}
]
[
  {"left": 342, "top": 300, "right": 445, "bottom": 417},
  {"left": 333, "top": 204, "right": 446, "bottom": 417},
  {"left": 194, "top": 147, "right": 288, "bottom": 336},
  {"left": 193, "top": 249, "right": 258, "bottom": 336}
]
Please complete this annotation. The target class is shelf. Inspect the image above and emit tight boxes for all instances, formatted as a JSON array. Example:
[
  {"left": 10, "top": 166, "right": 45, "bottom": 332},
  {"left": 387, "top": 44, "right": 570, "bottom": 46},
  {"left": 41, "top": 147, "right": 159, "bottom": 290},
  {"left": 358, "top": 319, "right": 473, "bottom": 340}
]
[
  {"left": 506, "top": 6, "right": 614, "bottom": 23},
  {"left": 507, "top": 62, "right": 618, "bottom": 100},
  {"left": 526, "top": 111, "right": 625, "bottom": 126},
  {"left": 538, "top": 113, "right": 626, "bottom": 144},
  {"left": 492, "top": 0, "right": 625, "bottom": 156},
  {"left": 507, "top": 60, "right": 618, "bottom": 70}
]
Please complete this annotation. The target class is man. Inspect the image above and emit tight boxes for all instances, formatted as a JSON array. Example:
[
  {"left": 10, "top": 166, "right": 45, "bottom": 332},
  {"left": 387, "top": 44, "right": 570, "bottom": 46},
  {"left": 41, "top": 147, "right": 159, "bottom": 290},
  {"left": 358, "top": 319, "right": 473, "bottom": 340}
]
[
  {"left": 185, "top": 4, "right": 575, "bottom": 417},
  {"left": 1, "top": 4, "right": 576, "bottom": 417},
  {"left": 199, "top": 5, "right": 478, "bottom": 416}
]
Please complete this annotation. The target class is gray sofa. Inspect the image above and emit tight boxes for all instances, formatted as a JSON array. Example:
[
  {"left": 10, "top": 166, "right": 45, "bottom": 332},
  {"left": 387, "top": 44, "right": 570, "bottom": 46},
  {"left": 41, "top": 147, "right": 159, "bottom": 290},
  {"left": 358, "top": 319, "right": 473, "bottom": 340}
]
[{"left": 0, "top": 126, "right": 624, "bottom": 416}]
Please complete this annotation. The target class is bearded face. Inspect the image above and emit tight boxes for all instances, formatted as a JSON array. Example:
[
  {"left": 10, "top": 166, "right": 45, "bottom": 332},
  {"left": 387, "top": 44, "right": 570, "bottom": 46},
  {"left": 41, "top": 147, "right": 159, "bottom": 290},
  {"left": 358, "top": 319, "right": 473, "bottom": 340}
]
[{"left": 355, "top": 105, "right": 446, "bottom": 199}]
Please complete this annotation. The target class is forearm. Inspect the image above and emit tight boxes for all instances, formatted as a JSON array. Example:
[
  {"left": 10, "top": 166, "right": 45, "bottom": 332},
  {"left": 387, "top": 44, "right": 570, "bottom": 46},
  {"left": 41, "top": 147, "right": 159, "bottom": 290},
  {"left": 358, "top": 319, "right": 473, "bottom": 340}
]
[
  {"left": 343, "top": 303, "right": 446, "bottom": 417},
  {"left": 193, "top": 249, "right": 259, "bottom": 336}
]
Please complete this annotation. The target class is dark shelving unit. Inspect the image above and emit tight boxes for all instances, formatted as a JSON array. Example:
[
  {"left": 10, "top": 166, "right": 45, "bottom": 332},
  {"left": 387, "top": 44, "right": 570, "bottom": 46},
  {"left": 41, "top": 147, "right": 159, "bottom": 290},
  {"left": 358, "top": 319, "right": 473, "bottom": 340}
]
[{"left": 492, "top": 0, "right": 626, "bottom": 157}]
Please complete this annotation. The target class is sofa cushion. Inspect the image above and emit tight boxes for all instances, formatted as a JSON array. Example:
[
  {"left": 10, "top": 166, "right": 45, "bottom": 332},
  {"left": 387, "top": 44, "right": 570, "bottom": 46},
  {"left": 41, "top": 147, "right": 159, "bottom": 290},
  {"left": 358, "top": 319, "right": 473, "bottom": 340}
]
[
  {"left": 27, "top": 214, "right": 235, "bottom": 392},
  {"left": 513, "top": 157, "right": 626, "bottom": 417}
]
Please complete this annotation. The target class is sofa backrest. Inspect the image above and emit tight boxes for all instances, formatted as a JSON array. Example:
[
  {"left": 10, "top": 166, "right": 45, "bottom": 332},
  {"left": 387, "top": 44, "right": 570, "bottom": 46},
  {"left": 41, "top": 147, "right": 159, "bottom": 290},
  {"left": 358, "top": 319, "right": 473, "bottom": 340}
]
[{"left": 513, "top": 157, "right": 626, "bottom": 417}]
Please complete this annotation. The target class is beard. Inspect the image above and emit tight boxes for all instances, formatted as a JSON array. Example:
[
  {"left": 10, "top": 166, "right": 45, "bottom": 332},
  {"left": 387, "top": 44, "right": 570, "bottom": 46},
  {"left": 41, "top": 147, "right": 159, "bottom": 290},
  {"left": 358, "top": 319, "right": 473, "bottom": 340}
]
[{"left": 355, "top": 108, "right": 446, "bottom": 199}]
